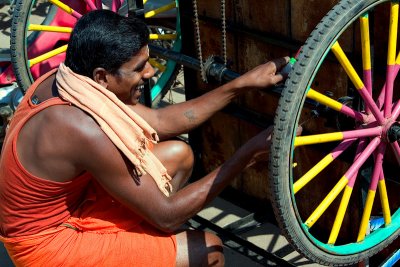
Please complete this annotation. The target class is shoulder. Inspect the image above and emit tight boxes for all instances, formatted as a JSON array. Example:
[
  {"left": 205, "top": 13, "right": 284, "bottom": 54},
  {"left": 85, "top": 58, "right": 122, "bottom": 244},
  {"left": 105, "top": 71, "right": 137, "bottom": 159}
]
[
  {"left": 39, "top": 104, "right": 104, "bottom": 140},
  {"left": 23, "top": 103, "right": 114, "bottom": 162},
  {"left": 14, "top": 102, "right": 121, "bottom": 181}
]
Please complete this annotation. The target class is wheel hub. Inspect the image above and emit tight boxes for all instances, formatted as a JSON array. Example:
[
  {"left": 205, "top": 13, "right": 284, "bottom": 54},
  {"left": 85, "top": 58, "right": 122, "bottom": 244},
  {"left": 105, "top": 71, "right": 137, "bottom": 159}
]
[{"left": 387, "top": 122, "right": 400, "bottom": 143}]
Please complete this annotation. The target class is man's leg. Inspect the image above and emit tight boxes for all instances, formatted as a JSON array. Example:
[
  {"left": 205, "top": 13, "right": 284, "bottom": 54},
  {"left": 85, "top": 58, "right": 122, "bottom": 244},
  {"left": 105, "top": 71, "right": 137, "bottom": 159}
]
[
  {"left": 175, "top": 229, "right": 225, "bottom": 267},
  {"left": 152, "top": 140, "right": 194, "bottom": 193},
  {"left": 153, "top": 141, "right": 224, "bottom": 266}
]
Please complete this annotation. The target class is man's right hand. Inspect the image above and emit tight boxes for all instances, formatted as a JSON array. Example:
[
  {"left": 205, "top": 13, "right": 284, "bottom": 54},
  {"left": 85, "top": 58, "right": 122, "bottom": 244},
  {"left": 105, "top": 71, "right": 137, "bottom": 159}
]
[{"left": 243, "top": 126, "right": 274, "bottom": 168}]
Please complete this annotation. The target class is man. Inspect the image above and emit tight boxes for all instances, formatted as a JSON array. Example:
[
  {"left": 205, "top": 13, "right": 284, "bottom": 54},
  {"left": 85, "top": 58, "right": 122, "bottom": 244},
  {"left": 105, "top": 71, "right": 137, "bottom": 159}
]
[{"left": 0, "top": 9, "right": 288, "bottom": 266}]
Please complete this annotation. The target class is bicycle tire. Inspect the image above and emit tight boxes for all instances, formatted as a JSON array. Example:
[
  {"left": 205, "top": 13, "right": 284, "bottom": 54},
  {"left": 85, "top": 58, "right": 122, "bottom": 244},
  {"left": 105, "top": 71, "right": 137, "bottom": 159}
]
[
  {"left": 150, "top": 65, "right": 180, "bottom": 107},
  {"left": 10, "top": 0, "right": 58, "bottom": 92},
  {"left": 270, "top": 0, "right": 400, "bottom": 265}
]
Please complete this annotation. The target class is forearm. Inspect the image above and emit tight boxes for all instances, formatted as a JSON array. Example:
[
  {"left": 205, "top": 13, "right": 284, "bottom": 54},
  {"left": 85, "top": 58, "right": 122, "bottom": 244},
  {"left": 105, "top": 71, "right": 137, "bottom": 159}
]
[
  {"left": 161, "top": 143, "right": 255, "bottom": 230},
  {"left": 156, "top": 79, "right": 244, "bottom": 140}
]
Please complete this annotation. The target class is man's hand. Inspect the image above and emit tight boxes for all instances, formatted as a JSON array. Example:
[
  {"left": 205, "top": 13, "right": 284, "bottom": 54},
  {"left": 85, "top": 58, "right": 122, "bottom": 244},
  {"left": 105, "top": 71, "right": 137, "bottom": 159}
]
[
  {"left": 235, "top": 57, "right": 290, "bottom": 91},
  {"left": 242, "top": 126, "right": 274, "bottom": 168}
]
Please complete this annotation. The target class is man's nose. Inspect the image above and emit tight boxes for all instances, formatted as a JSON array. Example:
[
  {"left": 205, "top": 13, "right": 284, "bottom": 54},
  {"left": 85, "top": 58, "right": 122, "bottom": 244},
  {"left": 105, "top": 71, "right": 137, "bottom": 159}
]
[{"left": 143, "top": 61, "right": 155, "bottom": 79}]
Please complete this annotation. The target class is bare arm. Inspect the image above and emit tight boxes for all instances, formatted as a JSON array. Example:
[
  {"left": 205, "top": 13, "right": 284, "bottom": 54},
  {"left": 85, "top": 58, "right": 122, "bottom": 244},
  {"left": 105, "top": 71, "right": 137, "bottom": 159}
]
[
  {"left": 78, "top": 118, "right": 272, "bottom": 232},
  {"left": 131, "top": 57, "right": 288, "bottom": 140}
]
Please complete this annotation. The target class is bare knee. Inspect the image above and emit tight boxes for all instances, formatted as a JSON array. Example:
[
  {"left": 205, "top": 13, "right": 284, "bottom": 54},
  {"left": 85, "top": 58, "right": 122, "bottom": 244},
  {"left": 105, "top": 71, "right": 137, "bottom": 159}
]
[
  {"left": 152, "top": 140, "right": 194, "bottom": 192},
  {"left": 204, "top": 232, "right": 224, "bottom": 267},
  {"left": 153, "top": 140, "right": 193, "bottom": 171},
  {"left": 176, "top": 230, "right": 224, "bottom": 267},
  {"left": 168, "top": 141, "right": 194, "bottom": 172}
]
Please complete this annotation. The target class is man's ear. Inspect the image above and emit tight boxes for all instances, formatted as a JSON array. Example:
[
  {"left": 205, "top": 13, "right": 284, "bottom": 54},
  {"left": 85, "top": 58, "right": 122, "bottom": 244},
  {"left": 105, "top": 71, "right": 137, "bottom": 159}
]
[{"left": 93, "top": 67, "right": 108, "bottom": 88}]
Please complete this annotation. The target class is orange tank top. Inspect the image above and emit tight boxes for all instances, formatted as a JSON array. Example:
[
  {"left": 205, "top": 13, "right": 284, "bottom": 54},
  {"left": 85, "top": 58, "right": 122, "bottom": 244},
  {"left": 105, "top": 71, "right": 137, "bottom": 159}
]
[{"left": 0, "top": 69, "right": 92, "bottom": 237}]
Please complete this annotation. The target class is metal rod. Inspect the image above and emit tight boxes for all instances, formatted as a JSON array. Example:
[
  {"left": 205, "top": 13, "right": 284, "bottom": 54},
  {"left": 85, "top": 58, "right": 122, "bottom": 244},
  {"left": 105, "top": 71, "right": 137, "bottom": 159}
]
[{"left": 149, "top": 43, "right": 282, "bottom": 94}]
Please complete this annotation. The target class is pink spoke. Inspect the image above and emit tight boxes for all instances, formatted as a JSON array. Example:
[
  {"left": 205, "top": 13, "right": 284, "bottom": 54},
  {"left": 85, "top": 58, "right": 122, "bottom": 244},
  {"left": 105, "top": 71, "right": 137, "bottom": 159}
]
[
  {"left": 84, "top": 0, "right": 97, "bottom": 10},
  {"left": 364, "top": 70, "right": 373, "bottom": 114},
  {"left": 377, "top": 86, "right": 385, "bottom": 110},
  {"left": 96, "top": 0, "right": 102, "bottom": 9},
  {"left": 348, "top": 138, "right": 368, "bottom": 187},
  {"left": 342, "top": 127, "right": 382, "bottom": 140},
  {"left": 344, "top": 137, "right": 381, "bottom": 182},
  {"left": 369, "top": 143, "right": 386, "bottom": 191},
  {"left": 71, "top": 10, "right": 82, "bottom": 19},
  {"left": 111, "top": 0, "right": 123, "bottom": 12},
  {"left": 392, "top": 100, "right": 400, "bottom": 120},
  {"left": 340, "top": 105, "right": 366, "bottom": 122},
  {"left": 112, "top": 0, "right": 117, "bottom": 12},
  {"left": 385, "top": 65, "right": 396, "bottom": 117},
  {"left": 331, "top": 139, "right": 357, "bottom": 158},
  {"left": 359, "top": 87, "right": 385, "bottom": 124},
  {"left": 377, "top": 65, "right": 400, "bottom": 109}
]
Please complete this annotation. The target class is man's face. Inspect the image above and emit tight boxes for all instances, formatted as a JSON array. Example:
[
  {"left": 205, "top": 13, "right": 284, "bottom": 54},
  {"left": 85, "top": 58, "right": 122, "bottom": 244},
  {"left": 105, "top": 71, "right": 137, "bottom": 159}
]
[{"left": 107, "top": 46, "right": 155, "bottom": 105}]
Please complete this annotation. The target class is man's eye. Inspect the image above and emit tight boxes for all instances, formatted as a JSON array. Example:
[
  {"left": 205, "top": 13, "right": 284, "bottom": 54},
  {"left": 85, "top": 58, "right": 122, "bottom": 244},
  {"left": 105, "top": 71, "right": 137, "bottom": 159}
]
[{"left": 135, "top": 64, "right": 146, "bottom": 72}]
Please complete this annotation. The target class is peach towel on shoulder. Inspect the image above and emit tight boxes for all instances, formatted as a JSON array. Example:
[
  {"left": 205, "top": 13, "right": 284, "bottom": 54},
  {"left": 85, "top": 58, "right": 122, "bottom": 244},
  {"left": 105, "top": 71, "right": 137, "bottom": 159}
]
[{"left": 56, "top": 63, "right": 172, "bottom": 196}]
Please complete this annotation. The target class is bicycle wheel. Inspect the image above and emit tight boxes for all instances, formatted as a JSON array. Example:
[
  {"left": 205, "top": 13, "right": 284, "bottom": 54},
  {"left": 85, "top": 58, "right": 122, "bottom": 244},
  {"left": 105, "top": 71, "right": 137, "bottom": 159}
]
[
  {"left": 10, "top": 0, "right": 181, "bottom": 107},
  {"left": 270, "top": 0, "right": 400, "bottom": 265},
  {"left": 11, "top": 0, "right": 84, "bottom": 92},
  {"left": 145, "top": 0, "right": 182, "bottom": 107}
]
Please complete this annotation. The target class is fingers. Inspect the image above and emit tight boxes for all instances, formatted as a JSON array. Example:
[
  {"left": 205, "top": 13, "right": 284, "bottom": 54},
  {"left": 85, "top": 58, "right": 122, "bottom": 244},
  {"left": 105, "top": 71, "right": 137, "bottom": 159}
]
[
  {"left": 296, "top": 125, "right": 303, "bottom": 136},
  {"left": 266, "top": 56, "right": 290, "bottom": 85},
  {"left": 271, "top": 72, "right": 284, "bottom": 85},
  {"left": 271, "top": 56, "right": 290, "bottom": 72}
]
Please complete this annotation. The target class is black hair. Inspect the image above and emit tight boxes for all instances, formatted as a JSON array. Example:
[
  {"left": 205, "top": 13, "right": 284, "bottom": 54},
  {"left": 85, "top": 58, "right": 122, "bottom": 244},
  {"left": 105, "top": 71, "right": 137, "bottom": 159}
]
[{"left": 65, "top": 9, "right": 149, "bottom": 78}]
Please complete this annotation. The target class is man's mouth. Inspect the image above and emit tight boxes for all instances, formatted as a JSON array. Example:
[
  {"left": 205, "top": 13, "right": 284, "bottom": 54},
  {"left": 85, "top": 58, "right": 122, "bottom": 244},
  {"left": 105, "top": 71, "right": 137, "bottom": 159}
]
[{"left": 137, "top": 84, "right": 144, "bottom": 93}]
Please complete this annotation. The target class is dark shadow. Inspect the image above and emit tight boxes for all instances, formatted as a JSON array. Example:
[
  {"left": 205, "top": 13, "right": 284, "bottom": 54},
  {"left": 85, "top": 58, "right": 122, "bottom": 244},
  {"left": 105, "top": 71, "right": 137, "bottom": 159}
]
[
  {"left": 30, "top": 2, "right": 52, "bottom": 17},
  {"left": 0, "top": 242, "right": 14, "bottom": 267},
  {"left": 185, "top": 229, "right": 224, "bottom": 266},
  {"left": 0, "top": 9, "right": 11, "bottom": 38}
]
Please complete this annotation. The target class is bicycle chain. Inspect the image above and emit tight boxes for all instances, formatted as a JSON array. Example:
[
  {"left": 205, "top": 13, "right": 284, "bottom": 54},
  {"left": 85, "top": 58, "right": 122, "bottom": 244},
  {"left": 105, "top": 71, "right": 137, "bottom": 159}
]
[
  {"left": 192, "top": 0, "right": 207, "bottom": 82},
  {"left": 221, "top": 0, "right": 227, "bottom": 66},
  {"left": 192, "top": 0, "right": 227, "bottom": 82}
]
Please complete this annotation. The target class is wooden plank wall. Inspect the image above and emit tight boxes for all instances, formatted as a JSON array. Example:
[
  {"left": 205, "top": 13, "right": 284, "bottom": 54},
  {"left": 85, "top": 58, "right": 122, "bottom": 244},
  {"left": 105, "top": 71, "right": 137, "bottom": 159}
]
[{"left": 179, "top": 0, "right": 346, "bottom": 201}]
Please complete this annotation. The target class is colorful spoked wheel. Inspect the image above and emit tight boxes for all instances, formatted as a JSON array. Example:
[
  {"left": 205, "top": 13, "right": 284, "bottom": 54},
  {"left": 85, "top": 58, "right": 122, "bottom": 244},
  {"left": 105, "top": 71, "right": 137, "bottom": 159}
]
[
  {"left": 10, "top": 0, "right": 181, "bottom": 106},
  {"left": 270, "top": 0, "right": 400, "bottom": 265}
]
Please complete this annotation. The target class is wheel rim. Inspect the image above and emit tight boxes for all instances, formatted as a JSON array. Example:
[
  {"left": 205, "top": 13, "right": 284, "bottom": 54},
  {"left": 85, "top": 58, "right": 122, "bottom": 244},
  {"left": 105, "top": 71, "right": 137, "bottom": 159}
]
[{"left": 273, "top": 0, "right": 400, "bottom": 262}]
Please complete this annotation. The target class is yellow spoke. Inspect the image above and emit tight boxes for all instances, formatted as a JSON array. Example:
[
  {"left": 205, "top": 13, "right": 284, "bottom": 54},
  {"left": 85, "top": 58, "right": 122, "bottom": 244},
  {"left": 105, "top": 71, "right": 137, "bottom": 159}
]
[
  {"left": 294, "top": 154, "right": 334, "bottom": 194},
  {"left": 331, "top": 41, "right": 364, "bottom": 90},
  {"left": 29, "top": 44, "right": 68, "bottom": 67},
  {"left": 307, "top": 88, "right": 365, "bottom": 121},
  {"left": 388, "top": 1, "right": 399, "bottom": 65},
  {"left": 307, "top": 88, "right": 342, "bottom": 111},
  {"left": 149, "top": 58, "right": 166, "bottom": 72},
  {"left": 149, "top": 33, "right": 177, "bottom": 41},
  {"left": 328, "top": 185, "right": 353, "bottom": 244},
  {"left": 28, "top": 24, "right": 72, "bottom": 33},
  {"left": 360, "top": 13, "right": 373, "bottom": 114},
  {"left": 49, "top": 0, "right": 81, "bottom": 18},
  {"left": 294, "top": 139, "right": 354, "bottom": 194},
  {"left": 357, "top": 190, "right": 376, "bottom": 242},
  {"left": 145, "top": 2, "right": 176, "bottom": 18},
  {"left": 295, "top": 127, "right": 381, "bottom": 147},
  {"left": 378, "top": 179, "right": 392, "bottom": 226},
  {"left": 49, "top": 0, "right": 73, "bottom": 14},
  {"left": 305, "top": 176, "right": 349, "bottom": 228},
  {"left": 360, "top": 14, "right": 372, "bottom": 71},
  {"left": 295, "top": 132, "right": 343, "bottom": 147}
]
